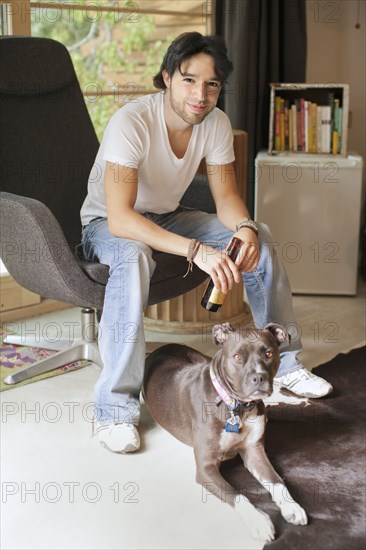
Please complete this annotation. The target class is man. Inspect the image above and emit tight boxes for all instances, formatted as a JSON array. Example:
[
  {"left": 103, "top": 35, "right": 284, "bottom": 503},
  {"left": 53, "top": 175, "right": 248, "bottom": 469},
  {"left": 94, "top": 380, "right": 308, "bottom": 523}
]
[{"left": 80, "top": 32, "right": 332, "bottom": 454}]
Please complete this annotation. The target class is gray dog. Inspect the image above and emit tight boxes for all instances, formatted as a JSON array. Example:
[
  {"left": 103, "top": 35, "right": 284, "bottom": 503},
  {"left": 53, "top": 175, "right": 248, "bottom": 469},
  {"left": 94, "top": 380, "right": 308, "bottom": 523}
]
[{"left": 143, "top": 323, "right": 307, "bottom": 543}]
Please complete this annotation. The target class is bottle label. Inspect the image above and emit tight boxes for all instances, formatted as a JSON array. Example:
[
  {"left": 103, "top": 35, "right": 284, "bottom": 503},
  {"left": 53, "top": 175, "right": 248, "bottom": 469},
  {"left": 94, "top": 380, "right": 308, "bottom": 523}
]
[{"left": 209, "top": 287, "right": 226, "bottom": 305}]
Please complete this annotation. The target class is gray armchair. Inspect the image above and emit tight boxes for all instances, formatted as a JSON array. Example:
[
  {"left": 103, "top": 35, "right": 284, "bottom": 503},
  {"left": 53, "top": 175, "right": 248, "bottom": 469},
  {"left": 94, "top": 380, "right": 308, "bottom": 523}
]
[{"left": 0, "top": 36, "right": 209, "bottom": 385}]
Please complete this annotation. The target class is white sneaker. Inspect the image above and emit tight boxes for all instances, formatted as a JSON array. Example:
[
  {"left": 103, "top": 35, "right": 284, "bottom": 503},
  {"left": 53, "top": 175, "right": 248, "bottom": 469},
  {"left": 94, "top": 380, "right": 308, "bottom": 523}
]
[
  {"left": 274, "top": 367, "right": 333, "bottom": 398},
  {"left": 96, "top": 422, "right": 140, "bottom": 453}
]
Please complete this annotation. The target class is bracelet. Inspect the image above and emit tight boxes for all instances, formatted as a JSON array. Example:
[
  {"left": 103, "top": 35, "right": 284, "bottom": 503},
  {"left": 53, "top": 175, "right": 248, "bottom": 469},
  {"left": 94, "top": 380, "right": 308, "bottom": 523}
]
[
  {"left": 183, "top": 239, "right": 201, "bottom": 277},
  {"left": 235, "top": 218, "right": 259, "bottom": 236},
  {"left": 191, "top": 241, "right": 201, "bottom": 261}
]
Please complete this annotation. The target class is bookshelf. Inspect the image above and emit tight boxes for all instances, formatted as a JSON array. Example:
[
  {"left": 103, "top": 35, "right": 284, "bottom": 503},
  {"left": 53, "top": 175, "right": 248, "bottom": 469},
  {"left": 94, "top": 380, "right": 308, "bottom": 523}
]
[{"left": 268, "top": 83, "right": 349, "bottom": 156}]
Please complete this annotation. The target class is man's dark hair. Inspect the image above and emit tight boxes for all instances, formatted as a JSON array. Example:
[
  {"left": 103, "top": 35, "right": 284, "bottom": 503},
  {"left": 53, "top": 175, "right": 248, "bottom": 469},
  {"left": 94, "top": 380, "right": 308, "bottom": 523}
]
[{"left": 153, "top": 32, "right": 233, "bottom": 89}]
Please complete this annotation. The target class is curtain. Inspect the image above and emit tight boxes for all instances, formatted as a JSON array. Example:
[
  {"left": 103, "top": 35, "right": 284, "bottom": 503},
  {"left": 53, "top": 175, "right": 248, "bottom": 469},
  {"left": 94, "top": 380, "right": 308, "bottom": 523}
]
[{"left": 215, "top": 0, "right": 307, "bottom": 215}]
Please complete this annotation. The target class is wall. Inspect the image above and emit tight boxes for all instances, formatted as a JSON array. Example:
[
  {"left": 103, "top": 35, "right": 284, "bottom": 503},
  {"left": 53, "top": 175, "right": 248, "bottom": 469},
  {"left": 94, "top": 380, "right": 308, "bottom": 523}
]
[{"left": 306, "top": 0, "right": 366, "bottom": 162}]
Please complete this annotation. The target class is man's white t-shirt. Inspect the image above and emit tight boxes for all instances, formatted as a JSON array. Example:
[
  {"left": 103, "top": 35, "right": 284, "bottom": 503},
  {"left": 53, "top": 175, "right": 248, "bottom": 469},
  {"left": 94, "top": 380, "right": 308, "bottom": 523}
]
[{"left": 80, "top": 91, "right": 235, "bottom": 226}]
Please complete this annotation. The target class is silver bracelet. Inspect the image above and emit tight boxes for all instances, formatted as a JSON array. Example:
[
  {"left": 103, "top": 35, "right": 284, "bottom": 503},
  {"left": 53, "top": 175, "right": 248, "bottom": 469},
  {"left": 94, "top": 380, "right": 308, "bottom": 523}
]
[{"left": 235, "top": 218, "right": 259, "bottom": 236}]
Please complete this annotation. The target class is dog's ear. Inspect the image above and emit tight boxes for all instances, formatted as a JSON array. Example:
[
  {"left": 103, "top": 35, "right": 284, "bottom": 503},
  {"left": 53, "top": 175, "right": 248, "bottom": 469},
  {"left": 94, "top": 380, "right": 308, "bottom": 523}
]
[
  {"left": 212, "top": 323, "right": 235, "bottom": 345},
  {"left": 264, "top": 323, "right": 290, "bottom": 346}
]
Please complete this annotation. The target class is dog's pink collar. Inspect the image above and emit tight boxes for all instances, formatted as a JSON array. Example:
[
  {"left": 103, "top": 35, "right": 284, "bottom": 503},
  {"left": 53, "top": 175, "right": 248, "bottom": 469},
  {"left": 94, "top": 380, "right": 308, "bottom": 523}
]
[
  {"left": 209, "top": 363, "right": 239, "bottom": 411},
  {"left": 209, "top": 364, "right": 257, "bottom": 412}
]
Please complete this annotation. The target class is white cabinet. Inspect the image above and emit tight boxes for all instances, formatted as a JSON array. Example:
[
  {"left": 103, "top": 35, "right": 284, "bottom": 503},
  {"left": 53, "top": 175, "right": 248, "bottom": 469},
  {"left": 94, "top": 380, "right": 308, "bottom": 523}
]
[{"left": 254, "top": 151, "right": 363, "bottom": 295}]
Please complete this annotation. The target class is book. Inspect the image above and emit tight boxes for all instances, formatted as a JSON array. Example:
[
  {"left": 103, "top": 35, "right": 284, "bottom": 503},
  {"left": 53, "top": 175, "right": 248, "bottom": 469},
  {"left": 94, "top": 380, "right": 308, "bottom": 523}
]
[
  {"left": 275, "top": 96, "right": 281, "bottom": 151},
  {"left": 317, "top": 105, "right": 323, "bottom": 152},
  {"left": 288, "top": 104, "right": 293, "bottom": 151},
  {"left": 284, "top": 100, "right": 290, "bottom": 151},
  {"left": 332, "top": 98, "right": 340, "bottom": 155},
  {"left": 321, "top": 105, "right": 332, "bottom": 153},
  {"left": 337, "top": 106, "right": 343, "bottom": 154},
  {"left": 296, "top": 99, "right": 303, "bottom": 151},
  {"left": 291, "top": 103, "right": 297, "bottom": 151},
  {"left": 309, "top": 102, "right": 318, "bottom": 153},
  {"left": 300, "top": 98, "right": 306, "bottom": 152},
  {"left": 279, "top": 98, "right": 285, "bottom": 151},
  {"left": 304, "top": 100, "right": 309, "bottom": 152}
]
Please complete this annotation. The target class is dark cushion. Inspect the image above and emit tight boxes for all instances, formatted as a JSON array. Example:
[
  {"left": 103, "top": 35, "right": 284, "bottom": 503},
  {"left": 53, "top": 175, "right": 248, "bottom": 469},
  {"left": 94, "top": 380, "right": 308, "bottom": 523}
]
[{"left": 180, "top": 174, "right": 216, "bottom": 213}]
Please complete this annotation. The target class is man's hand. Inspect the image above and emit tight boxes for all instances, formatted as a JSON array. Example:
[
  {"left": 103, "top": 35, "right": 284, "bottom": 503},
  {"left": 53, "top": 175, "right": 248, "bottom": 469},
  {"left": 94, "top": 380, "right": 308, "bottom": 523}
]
[
  {"left": 193, "top": 229, "right": 260, "bottom": 293},
  {"left": 193, "top": 244, "right": 241, "bottom": 294},
  {"left": 235, "top": 227, "right": 260, "bottom": 273}
]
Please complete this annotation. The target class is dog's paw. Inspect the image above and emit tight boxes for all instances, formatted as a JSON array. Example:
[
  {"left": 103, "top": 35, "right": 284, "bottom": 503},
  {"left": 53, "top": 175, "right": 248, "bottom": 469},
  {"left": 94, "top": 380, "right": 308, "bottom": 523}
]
[
  {"left": 248, "top": 509, "right": 275, "bottom": 542},
  {"left": 280, "top": 501, "right": 308, "bottom": 525},
  {"left": 235, "top": 497, "right": 275, "bottom": 542}
]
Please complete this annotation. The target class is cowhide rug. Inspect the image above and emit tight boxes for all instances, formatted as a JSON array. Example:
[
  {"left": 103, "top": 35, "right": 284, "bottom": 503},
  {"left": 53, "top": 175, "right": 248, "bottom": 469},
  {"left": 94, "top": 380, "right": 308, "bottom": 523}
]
[{"left": 220, "top": 346, "right": 366, "bottom": 550}]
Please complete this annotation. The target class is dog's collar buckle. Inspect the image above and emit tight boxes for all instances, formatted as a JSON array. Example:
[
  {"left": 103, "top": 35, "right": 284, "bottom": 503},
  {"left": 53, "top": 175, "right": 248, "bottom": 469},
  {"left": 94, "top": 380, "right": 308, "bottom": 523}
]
[
  {"left": 215, "top": 395, "right": 223, "bottom": 406},
  {"left": 239, "top": 401, "right": 257, "bottom": 412}
]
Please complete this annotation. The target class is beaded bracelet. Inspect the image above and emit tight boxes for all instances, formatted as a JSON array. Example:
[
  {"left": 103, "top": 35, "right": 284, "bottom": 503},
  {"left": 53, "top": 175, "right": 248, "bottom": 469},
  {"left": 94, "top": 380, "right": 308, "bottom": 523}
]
[{"left": 235, "top": 218, "right": 259, "bottom": 236}]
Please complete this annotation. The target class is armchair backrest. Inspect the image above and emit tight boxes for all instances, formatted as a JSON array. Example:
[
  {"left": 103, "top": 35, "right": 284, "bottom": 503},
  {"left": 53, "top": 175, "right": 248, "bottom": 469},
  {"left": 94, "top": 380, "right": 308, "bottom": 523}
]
[{"left": 0, "top": 36, "right": 99, "bottom": 248}]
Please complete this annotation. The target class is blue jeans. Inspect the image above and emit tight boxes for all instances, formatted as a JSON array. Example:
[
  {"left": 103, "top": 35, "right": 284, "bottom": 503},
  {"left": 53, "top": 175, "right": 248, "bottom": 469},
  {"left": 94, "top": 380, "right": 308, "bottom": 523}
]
[{"left": 81, "top": 208, "right": 303, "bottom": 424}]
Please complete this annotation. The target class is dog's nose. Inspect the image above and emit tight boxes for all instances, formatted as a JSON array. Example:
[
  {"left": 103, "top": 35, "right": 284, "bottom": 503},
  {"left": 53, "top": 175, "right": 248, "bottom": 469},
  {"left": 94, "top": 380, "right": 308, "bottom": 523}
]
[{"left": 251, "top": 372, "right": 267, "bottom": 385}]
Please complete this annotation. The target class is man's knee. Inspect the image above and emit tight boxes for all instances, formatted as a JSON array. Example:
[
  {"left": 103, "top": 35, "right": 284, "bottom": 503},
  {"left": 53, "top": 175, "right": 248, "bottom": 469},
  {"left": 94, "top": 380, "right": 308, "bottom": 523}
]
[
  {"left": 105, "top": 242, "right": 155, "bottom": 297},
  {"left": 98, "top": 239, "right": 153, "bottom": 273},
  {"left": 257, "top": 223, "right": 277, "bottom": 265}
]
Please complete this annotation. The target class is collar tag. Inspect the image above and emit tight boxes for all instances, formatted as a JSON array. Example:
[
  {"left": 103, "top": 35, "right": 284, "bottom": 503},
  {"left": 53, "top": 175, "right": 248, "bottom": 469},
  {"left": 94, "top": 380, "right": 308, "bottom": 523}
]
[{"left": 225, "top": 413, "right": 242, "bottom": 433}]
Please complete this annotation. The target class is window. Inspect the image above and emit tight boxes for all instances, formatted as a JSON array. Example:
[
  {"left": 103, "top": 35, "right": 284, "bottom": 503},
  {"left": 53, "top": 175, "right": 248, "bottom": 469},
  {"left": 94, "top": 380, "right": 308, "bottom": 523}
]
[{"left": 2, "top": 1, "right": 214, "bottom": 139}]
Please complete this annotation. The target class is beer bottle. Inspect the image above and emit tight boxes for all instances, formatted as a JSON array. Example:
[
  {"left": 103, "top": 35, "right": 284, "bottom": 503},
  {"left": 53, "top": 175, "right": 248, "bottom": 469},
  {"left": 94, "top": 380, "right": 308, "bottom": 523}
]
[{"left": 201, "top": 237, "right": 243, "bottom": 312}]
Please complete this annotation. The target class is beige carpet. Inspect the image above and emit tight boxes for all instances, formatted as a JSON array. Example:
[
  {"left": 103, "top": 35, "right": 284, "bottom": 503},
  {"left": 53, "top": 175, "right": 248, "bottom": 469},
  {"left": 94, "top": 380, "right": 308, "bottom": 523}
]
[{"left": 291, "top": 282, "right": 366, "bottom": 370}]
